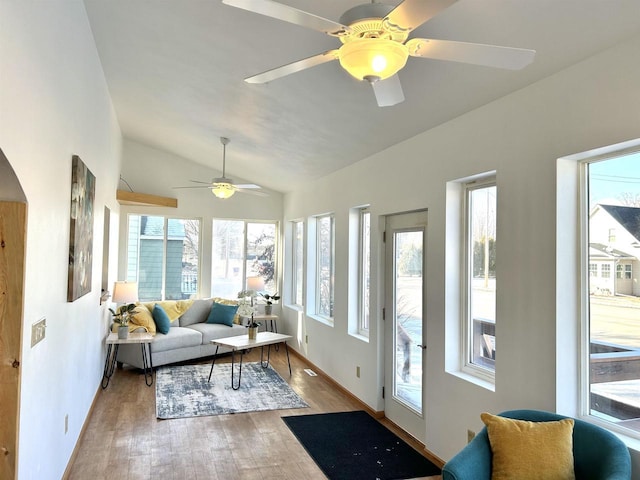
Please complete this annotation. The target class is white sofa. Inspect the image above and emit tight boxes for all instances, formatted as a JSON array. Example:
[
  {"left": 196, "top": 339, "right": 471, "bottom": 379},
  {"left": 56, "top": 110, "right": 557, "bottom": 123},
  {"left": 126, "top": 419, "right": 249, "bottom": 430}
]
[{"left": 116, "top": 298, "right": 247, "bottom": 369}]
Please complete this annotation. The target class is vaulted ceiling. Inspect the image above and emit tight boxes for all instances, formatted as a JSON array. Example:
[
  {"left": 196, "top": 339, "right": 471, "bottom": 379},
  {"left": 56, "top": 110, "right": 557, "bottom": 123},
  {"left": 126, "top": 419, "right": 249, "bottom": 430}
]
[{"left": 83, "top": 0, "right": 640, "bottom": 193}]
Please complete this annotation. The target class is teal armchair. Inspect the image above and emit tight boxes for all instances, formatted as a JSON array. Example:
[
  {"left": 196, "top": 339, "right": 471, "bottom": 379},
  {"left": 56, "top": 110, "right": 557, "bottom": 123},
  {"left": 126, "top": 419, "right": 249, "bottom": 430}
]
[{"left": 442, "top": 410, "right": 631, "bottom": 480}]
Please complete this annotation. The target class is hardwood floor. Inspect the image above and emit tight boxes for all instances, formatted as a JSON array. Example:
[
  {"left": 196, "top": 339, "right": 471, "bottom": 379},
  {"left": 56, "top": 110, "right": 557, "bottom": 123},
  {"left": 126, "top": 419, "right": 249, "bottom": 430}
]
[{"left": 65, "top": 347, "right": 442, "bottom": 480}]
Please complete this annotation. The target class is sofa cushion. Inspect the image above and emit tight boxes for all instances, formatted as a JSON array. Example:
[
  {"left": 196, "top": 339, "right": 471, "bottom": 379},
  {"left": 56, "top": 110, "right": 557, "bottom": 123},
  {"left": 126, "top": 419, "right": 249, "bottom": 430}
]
[
  {"left": 207, "top": 302, "right": 238, "bottom": 327},
  {"left": 179, "top": 299, "right": 213, "bottom": 327},
  {"left": 187, "top": 323, "right": 246, "bottom": 345},
  {"left": 152, "top": 304, "right": 171, "bottom": 334},
  {"left": 480, "top": 412, "right": 575, "bottom": 480},
  {"left": 150, "top": 326, "right": 202, "bottom": 353}
]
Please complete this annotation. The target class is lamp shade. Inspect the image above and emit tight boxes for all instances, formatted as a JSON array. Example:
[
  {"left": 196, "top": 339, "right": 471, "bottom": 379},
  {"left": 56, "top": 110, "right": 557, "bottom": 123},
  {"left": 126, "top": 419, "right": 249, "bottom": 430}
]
[
  {"left": 112, "top": 281, "right": 138, "bottom": 304},
  {"left": 338, "top": 38, "right": 408, "bottom": 81},
  {"left": 246, "top": 276, "right": 265, "bottom": 292},
  {"left": 211, "top": 183, "right": 236, "bottom": 199}
]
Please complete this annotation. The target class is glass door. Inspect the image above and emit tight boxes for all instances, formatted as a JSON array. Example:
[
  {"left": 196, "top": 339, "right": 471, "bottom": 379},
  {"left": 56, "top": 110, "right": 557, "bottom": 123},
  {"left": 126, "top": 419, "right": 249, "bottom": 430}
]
[{"left": 384, "top": 210, "right": 427, "bottom": 441}]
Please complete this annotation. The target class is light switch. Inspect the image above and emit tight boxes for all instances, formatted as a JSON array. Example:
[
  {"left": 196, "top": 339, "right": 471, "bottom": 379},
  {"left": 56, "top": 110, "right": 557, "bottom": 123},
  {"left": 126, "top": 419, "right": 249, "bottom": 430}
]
[{"left": 31, "top": 317, "right": 46, "bottom": 347}]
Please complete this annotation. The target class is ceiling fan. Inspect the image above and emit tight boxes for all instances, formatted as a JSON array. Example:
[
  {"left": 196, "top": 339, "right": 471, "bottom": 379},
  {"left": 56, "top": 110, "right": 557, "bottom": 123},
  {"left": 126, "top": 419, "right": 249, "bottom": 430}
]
[
  {"left": 173, "top": 137, "right": 267, "bottom": 199},
  {"left": 223, "top": 0, "right": 536, "bottom": 107}
]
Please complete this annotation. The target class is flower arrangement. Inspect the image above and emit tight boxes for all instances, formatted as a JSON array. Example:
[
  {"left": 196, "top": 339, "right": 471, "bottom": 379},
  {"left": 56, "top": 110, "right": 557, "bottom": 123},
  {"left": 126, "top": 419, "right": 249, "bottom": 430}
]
[
  {"left": 237, "top": 290, "right": 261, "bottom": 328},
  {"left": 109, "top": 303, "right": 136, "bottom": 327},
  {"left": 259, "top": 292, "right": 280, "bottom": 305}
]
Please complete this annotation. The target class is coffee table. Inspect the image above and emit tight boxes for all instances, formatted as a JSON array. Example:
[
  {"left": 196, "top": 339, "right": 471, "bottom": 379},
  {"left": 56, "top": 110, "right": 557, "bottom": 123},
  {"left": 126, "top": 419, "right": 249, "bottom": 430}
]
[{"left": 208, "top": 331, "right": 292, "bottom": 390}]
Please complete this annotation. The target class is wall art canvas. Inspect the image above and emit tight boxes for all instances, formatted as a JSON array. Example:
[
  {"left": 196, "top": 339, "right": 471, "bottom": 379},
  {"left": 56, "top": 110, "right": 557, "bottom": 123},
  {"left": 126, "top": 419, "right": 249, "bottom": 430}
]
[{"left": 67, "top": 155, "right": 96, "bottom": 302}]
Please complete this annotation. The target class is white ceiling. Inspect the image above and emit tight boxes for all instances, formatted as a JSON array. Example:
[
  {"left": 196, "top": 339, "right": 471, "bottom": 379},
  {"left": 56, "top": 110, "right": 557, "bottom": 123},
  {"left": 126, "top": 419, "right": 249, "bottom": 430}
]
[{"left": 83, "top": 0, "right": 640, "bottom": 193}]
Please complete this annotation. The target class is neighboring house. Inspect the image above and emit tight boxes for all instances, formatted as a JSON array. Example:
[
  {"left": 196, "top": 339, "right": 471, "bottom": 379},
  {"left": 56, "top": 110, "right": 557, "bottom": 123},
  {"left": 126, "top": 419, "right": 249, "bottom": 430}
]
[{"left": 589, "top": 204, "right": 640, "bottom": 296}]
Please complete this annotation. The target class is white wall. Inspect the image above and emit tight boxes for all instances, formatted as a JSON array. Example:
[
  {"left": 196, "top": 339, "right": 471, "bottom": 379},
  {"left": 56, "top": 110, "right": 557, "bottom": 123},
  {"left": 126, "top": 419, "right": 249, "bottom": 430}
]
[
  {"left": 117, "top": 139, "right": 284, "bottom": 295},
  {"left": 3, "top": 1, "right": 639, "bottom": 476},
  {"left": 0, "top": 2, "right": 122, "bottom": 479},
  {"left": 281, "top": 31, "right": 640, "bottom": 472}
]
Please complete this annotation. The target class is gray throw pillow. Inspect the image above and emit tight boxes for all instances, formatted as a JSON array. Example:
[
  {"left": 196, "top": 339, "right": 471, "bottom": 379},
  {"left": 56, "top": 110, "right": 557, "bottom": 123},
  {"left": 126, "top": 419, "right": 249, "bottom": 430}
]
[{"left": 179, "top": 299, "right": 214, "bottom": 326}]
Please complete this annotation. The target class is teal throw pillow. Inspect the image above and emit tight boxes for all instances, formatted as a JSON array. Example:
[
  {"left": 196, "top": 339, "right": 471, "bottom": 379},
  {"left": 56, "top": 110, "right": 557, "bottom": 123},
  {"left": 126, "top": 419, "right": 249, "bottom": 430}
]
[
  {"left": 207, "top": 302, "right": 238, "bottom": 327},
  {"left": 152, "top": 303, "right": 171, "bottom": 334}
]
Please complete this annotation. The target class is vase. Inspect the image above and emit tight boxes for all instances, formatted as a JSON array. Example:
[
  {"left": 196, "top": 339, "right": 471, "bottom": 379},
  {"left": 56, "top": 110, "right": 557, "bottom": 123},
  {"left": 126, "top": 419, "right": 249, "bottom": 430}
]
[
  {"left": 117, "top": 325, "right": 129, "bottom": 340},
  {"left": 264, "top": 304, "right": 272, "bottom": 315},
  {"left": 248, "top": 326, "right": 258, "bottom": 340}
]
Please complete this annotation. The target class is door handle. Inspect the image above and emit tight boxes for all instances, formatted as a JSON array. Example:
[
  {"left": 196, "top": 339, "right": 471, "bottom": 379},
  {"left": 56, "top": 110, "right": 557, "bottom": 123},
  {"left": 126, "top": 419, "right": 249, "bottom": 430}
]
[{"left": 417, "top": 344, "right": 426, "bottom": 350}]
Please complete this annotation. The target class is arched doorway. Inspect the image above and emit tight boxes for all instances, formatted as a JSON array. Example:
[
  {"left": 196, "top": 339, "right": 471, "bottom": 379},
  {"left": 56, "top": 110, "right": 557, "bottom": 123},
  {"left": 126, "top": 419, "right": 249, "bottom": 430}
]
[{"left": 0, "top": 147, "right": 27, "bottom": 480}]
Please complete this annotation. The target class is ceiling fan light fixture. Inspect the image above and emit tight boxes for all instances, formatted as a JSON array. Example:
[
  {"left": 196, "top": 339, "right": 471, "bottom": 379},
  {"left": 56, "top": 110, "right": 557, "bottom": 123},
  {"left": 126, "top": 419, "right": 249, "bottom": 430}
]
[
  {"left": 338, "top": 38, "right": 408, "bottom": 81},
  {"left": 211, "top": 182, "right": 236, "bottom": 199}
]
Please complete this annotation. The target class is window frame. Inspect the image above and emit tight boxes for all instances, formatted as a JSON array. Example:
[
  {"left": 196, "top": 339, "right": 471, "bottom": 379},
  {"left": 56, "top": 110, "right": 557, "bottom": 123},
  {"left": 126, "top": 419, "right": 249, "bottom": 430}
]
[
  {"left": 291, "top": 220, "right": 304, "bottom": 307},
  {"left": 462, "top": 177, "right": 497, "bottom": 381},
  {"left": 358, "top": 208, "right": 371, "bottom": 335},
  {"left": 577, "top": 141, "right": 640, "bottom": 439},
  {"left": 126, "top": 214, "right": 202, "bottom": 301},
  {"left": 210, "top": 218, "right": 279, "bottom": 299}
]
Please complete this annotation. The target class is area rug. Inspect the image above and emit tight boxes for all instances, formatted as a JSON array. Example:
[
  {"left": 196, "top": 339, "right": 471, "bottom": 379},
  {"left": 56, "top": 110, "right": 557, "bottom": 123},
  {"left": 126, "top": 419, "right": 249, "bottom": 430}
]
[
  {"left": 283, "top": 410, "right": 441, "bottom": 480},
  {"left": 156, "top": 362, "right": 308, "bottom": 419}
]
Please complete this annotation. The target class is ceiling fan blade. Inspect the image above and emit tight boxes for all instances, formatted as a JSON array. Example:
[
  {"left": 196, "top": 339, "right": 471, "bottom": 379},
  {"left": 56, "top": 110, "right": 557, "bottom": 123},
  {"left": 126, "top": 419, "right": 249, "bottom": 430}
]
[
  {"left": 222, "top": 0, "right": 351, "bottom": 37},
  {"left": 245, "top": 49, "right": 339, "bottom": 84},
  {"left": 383, "top": 0, "right": 457, "bottom": 34},
  {"left": 371, "top": 74, "right": 405, "bottom": 107},
  {"left": 234, "top": 184, "right": 262, "bottom": 189},
  {"left": 406, "top": 38, "right": 536, "bottom": 70},
  {"left": 188, "top": 179, "right": 213, "bottom": 184},
  {"left": 237, "top": 188, "right": 270, "bottom": 197},
  {"left": 172, "top": 185, "right": 213, "bottom": 189}
]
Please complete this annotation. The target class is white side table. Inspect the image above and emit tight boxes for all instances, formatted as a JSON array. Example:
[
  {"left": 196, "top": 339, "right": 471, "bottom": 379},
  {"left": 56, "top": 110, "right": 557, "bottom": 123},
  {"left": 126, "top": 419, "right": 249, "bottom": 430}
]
[
  {"left": 101, "top": 332, "right": 154, "bottom": 388},
  {"left": 253, "top": 314, "right": 278, "bottom": 333}
]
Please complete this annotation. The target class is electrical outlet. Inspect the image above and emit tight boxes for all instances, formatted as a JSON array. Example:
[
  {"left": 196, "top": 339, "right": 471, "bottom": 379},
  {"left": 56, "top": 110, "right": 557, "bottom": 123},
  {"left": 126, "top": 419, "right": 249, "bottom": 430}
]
[
  {"left": 467, "top": 429, "right": 475, "bottom": 443},
  {"left": 65, "top": 414, "right": 69, "bottom": 434},
  {"left": 31, "top": 317, "right": 46, "bottom": 347},
  {"left": 356, "top": 366, "right": 361, "bottom": 378}
]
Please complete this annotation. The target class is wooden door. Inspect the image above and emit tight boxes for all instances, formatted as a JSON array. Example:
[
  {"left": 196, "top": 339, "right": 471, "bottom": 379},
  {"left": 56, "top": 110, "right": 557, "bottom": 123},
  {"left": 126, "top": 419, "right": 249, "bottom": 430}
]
[{"left": 0, "top": 201, "right": 27, "bottom": 479}]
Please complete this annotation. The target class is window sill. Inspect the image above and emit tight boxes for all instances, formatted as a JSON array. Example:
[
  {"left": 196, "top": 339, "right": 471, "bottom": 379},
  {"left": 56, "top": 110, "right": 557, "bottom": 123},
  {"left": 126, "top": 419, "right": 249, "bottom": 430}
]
[
  {"left": 307, "top": 314, "right": 334, "bottom": 327},
  {"left": 349, "top": 331, "right": 369, "bottom": 343},
  {"left": 284, "top": 304, "right": 304, "bottom": 313},
  {"left": 448, "top": 369, "right": 495, "bottom": 392}
]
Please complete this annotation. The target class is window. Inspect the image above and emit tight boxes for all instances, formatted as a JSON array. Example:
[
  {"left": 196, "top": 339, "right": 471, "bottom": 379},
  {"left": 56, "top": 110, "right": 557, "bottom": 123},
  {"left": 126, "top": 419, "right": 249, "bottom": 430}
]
[
  {"left": 583, "top": 147, "right": 640, "bottom": 434},
  {"left": 358, "top": 209, "right": 371, "bottom": 334},
  {"left": 291, "top": 220, "right": 304, "bottom": 306},
  {"left": 211, "top": 219, "right": 277, "bottom": 298},
  {"left": 589, "top": 263, "right": 598, "bottom": 277},
  {"left": 315, "top": 214, "right": 335, "bottom": 319},
  {"left": 464, "top": 179, "right": 497, "bottom": 375},
  {"left": 126, "top": 215, "right": 200, "bottom": 301},
  {"left": 616, "top": 264, "right": 632, "bottom": 280}
]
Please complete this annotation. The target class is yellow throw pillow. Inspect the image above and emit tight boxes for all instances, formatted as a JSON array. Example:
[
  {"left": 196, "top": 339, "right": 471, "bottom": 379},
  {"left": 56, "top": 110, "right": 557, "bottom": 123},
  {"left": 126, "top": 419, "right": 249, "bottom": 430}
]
[
  {"left": 129, "top": 305, "right": 156, "bottom": 334},
  {"left": 481, "top": 412, "right": 575, "bottom": 480},
  {"left": 139, "top": 300, "right": 193, "bottom": 323}
]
